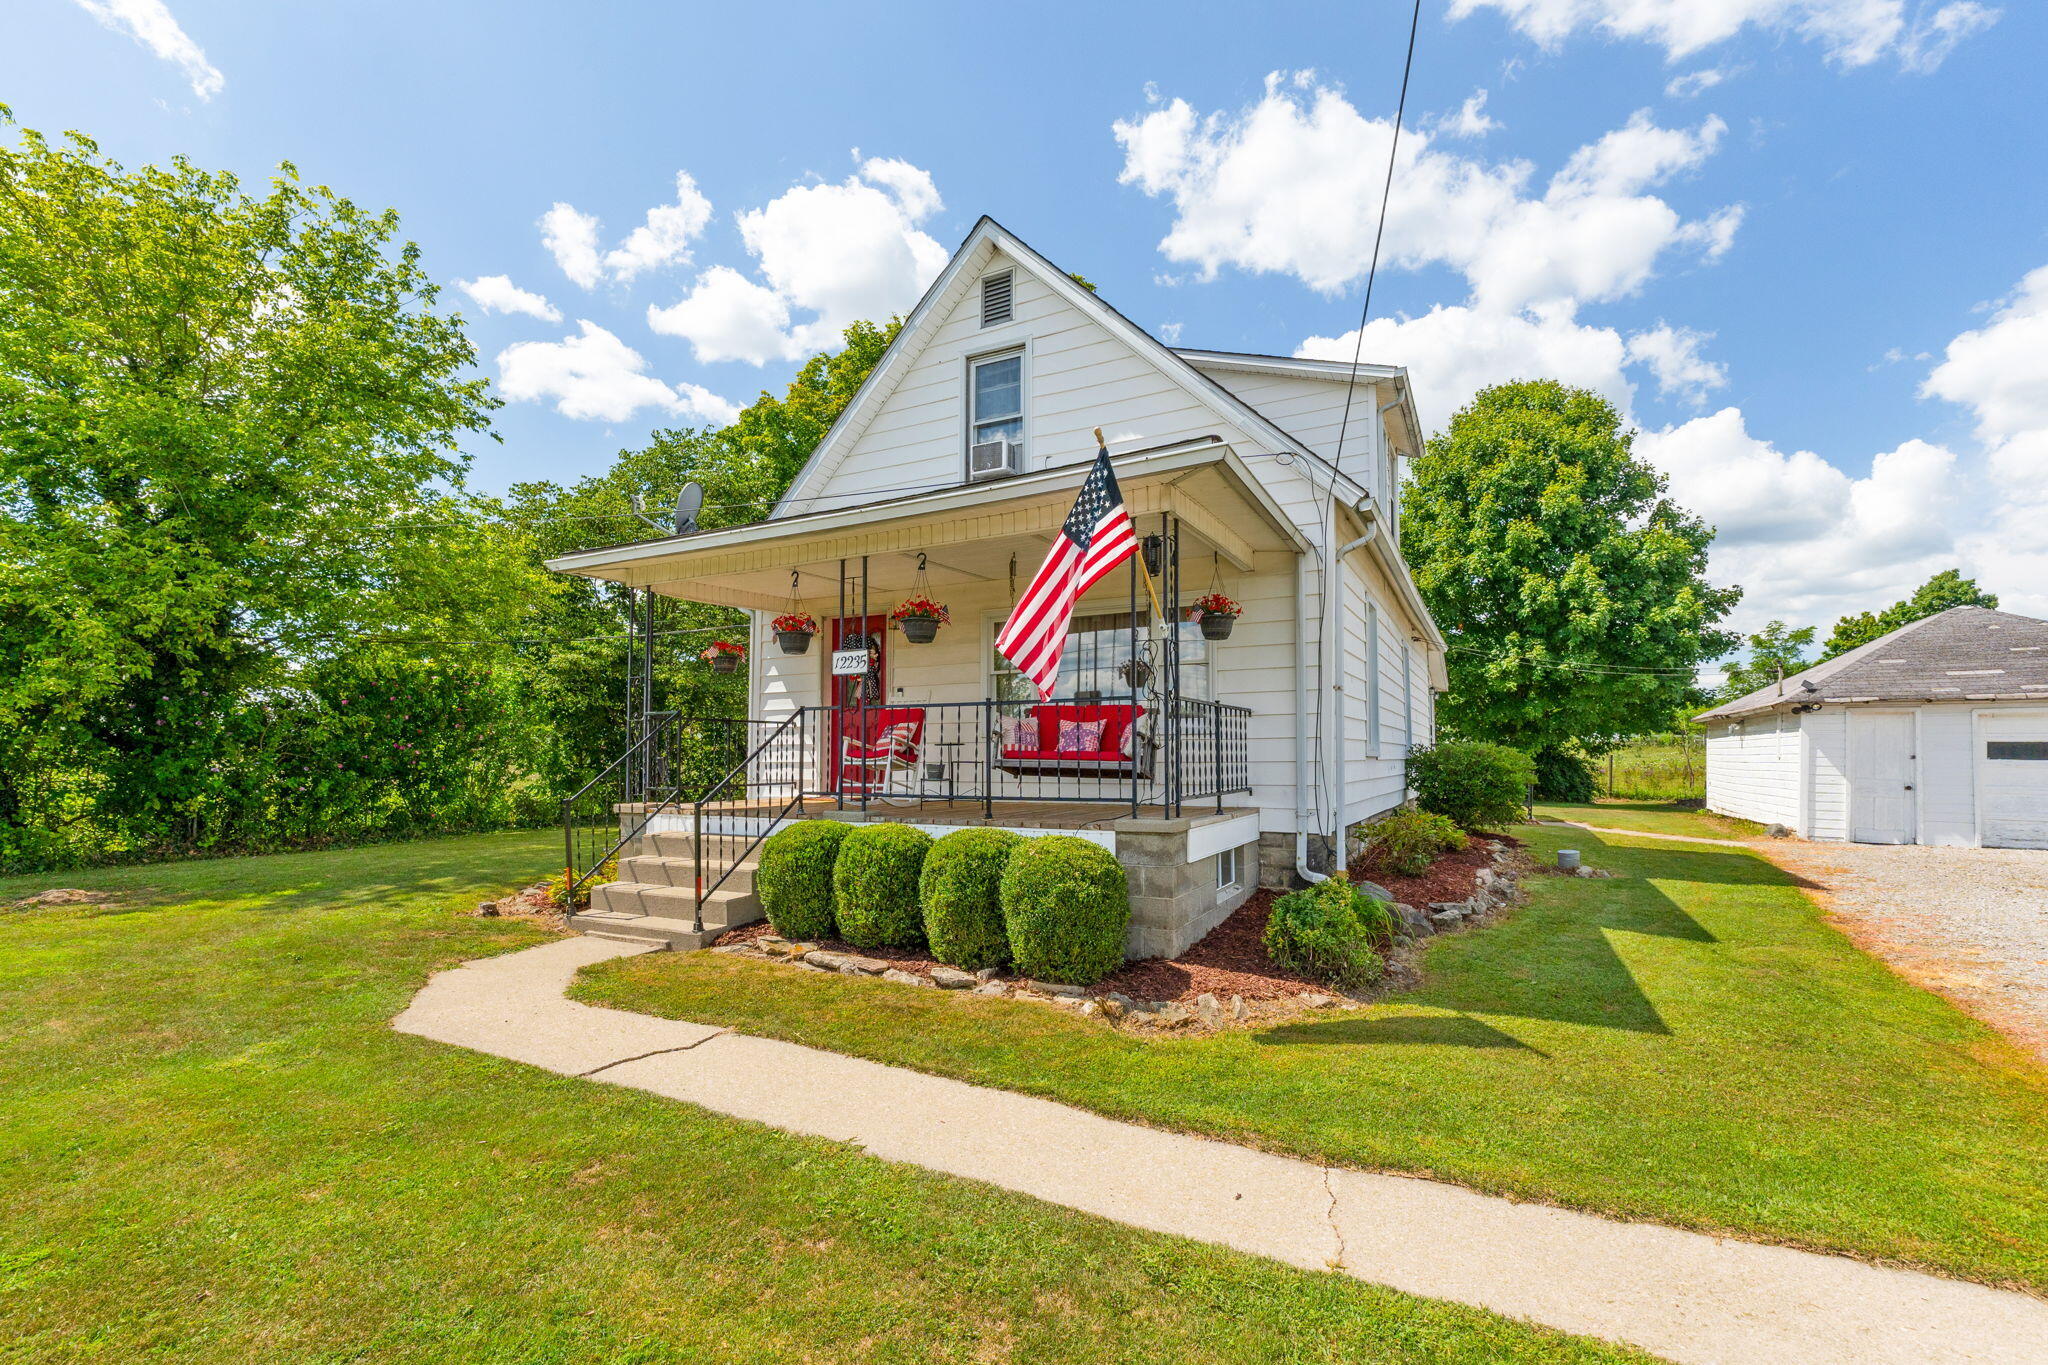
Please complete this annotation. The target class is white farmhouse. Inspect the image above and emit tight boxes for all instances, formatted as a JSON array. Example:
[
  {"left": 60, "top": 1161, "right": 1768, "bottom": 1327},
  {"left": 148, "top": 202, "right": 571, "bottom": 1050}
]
[
  {"left": 1698, "top": 606, "right": 2048, "bottom": 847},
  {"left": 545, "top": 217, "right": 1448, "bottom": 955}
]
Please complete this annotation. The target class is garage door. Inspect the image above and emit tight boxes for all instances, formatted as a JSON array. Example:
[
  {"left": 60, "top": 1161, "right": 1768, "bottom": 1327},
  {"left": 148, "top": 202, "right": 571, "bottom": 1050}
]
[{"left": 1980, "top": 712, "right": 2048, "bottom": 849}]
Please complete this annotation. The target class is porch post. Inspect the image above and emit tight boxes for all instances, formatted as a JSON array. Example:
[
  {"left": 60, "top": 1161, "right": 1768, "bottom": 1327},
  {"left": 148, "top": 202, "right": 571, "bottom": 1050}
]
[
  {"left": 836, "top": 558, "right": 846, "bottom": 812},
  {"left": 1164, "top": 513, "right": 1180, "bottom": 818},
  {"left": 1129, "top": 546, "right": 1140, "bottom": 820},
  {"left": 859, "top": 555, "right": 870, "bottom": 815}
]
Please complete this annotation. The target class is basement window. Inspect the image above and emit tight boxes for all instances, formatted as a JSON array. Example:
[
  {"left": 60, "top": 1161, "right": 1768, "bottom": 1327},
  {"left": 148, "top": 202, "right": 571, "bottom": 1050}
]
[
  {"left": 1986, "top": 741, "right": 2048, "bottom": 761},
  {"left": 1216, "top": 846, "right": 1242, "bottom": 895}
]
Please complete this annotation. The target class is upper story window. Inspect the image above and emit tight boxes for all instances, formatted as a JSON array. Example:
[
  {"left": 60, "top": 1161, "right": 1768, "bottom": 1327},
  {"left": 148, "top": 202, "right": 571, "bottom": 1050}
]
[
  {"left": 980, "top": 271, "right": 1013, "bottom": 327},
  {"left": 971, "top": 352, "right": 1023, "bottom": 448}
]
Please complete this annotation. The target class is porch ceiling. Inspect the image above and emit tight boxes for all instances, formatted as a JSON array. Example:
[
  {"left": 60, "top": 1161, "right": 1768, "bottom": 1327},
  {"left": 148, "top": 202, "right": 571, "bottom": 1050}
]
[{"left": 545, "top": 442, "right": 1305, "bottom": 612}]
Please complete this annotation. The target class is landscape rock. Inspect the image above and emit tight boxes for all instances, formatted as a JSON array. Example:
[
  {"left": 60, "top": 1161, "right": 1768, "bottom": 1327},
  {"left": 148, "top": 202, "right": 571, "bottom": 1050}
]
[
  {"left": 1155, "top": 1002, "right": 1193, "bottom": 1028},
  {"left": 975, "top": 967, "right": 1001, "bottom": 982},
  {"left": 1353, "top": 879, "right": 1395, "bottom": 903},
  {"left": 971, "top": 981, "right": 1008, "bottom": 996},
  {"left": 1097, "top": 996, "right": 1126, "bottom": 1020},
  {"left": 1230, "top": 994, "right": 1249, "bottom": 1022},
  {"left": 930, "top": 966, "right": 976, "bottom": 990},
  {"left": 1765, "top": 823, "right": 1792, "bottom": 838},
  {"left": 1193, "top": 992, "right": 1224, "bottom": 1027},
  {"left": 1077, "top": 1000, "right": 1100, "bottom": 1018},
  {"left": 1430, "top": 909, "right": 1465, "bottom": 928},
  {"left": 880, "top": 968, "right": 931, "bottom": 988},
  {"left": 1391, "top": 903, "right": 1433, "bottom": 938},
  {"left": 1299, "top": 992, "right": 1335, "bottom": 1008},
  {"left": 474, "top": 901, "right": 500, "bottom": 917},
  {"left": 19, "top": 888, "right": 107, "bottom": 907},
  {"left": 805, "top": 950, "right": 890, "bottom": 975},
  {"left": 1021, "top": 978, "right": 1086, "bottom": 998}
]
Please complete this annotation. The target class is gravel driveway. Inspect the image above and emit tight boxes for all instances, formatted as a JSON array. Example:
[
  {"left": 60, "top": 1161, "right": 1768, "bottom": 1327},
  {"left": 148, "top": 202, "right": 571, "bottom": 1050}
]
[{"left": 1760, "top": 840, "right": 2048, "bottom": 1063}]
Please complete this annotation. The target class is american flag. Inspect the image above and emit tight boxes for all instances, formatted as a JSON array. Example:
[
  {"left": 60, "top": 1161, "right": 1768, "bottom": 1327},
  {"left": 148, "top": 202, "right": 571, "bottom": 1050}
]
[{"left": 996, "top": 449, "right": 1138, "bottom": 698}]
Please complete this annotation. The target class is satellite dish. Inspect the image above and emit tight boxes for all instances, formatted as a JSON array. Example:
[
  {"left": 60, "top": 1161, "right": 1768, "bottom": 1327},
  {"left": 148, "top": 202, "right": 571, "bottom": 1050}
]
[{"left": 675, "top": 482, "right": 703, "bottom": 534}]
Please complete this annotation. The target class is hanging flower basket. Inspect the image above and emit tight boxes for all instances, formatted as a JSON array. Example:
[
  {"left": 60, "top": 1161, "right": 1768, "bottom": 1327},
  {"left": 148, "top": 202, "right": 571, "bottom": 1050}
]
[
  {"left": 1118, "top": 658, "right": 1153, "bottom": 689},
  {"left": 1190, "top": 592, "right": 1242, "bottom": 641},
  {"left": 702, "top": 640, "right": 746, "bottom": 674},
  {"left": 771, "top": 612, "right": 818, "bottom": 655},
  {"left": 891, "top": 595, "right": 950, "bottom": 645}
]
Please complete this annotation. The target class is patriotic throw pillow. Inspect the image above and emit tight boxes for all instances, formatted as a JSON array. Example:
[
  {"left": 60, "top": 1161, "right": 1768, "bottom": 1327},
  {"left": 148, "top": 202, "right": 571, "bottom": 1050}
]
[
  {"left": 1000, "top": 714, "right": 1036, "bottom": 751},
  {"left": 1056, "top": 719, "right": 1105, "bottom": 753}
]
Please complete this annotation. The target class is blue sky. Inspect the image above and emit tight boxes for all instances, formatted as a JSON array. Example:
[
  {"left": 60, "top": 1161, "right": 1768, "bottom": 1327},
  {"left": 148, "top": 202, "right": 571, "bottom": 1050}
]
[{"left": 9, "top": 0, "right": 2047, "bottom": 638}]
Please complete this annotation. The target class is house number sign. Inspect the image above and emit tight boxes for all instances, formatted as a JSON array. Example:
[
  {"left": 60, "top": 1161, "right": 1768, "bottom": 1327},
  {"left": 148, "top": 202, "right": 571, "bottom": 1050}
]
[{"left": 831, "top": 648, "right": 869, "bottom": 677}]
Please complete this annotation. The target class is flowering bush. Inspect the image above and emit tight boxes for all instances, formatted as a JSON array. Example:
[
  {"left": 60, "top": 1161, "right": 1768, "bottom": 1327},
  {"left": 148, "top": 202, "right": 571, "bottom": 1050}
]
[
  {"left": 700, "top": 640, "right": 746, "bottom": 661},
  {"left": 890, "top": 595, "right": 950, "bottom": 624},
  {"left": 770, "top": 612, "right": 818, "bottom": 634},
  {"left": 1190, "top": 592, "right": 1241, "bottom": 618}
]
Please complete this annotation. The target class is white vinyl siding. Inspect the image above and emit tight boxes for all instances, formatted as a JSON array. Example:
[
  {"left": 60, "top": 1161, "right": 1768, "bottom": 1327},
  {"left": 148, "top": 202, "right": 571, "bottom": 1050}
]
[{"left": 1705, "top": 714, "right": 1801, "bottom": 829}]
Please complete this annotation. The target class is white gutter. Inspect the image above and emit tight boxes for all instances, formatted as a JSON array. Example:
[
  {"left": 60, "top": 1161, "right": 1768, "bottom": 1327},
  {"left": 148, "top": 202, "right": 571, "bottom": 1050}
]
[{"left": 1293, "top": 541, "right": 1324, "bottom": 885}]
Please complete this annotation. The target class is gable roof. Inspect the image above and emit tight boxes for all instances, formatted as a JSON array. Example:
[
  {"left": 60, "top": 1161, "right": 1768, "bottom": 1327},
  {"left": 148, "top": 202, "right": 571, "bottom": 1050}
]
[
  {"left": 772, "top": 216, "right": 1386, "bottom": 517},
  {"left": 1697, "top": 606, "right": 2048, "bottom": 721},
  {"left": 1173, "top": 349, "right": 1425, "bottom": 456}
]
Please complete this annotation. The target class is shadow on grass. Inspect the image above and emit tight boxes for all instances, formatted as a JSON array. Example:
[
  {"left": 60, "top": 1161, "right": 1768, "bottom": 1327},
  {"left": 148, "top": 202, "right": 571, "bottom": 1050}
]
[
  {"left": 1255, "top": 832, "right": 1819, "bottom": 1047},
  {"left": 1258, "top": 1012, "right": 1548, "bottom": 1054}
]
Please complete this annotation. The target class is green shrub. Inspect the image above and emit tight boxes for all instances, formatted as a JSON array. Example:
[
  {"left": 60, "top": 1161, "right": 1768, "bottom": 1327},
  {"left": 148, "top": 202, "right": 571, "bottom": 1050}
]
[
  {"left": 1364, "top": 808, "right": 1466, "bottom": 877},
  {"left": 1001, "top": 836, "right": 1129, "bottom": 985},
  {"left": 832, "top": 823, "right": 933, "bottom": 949},
  {"left": 920, "top": 828, "right": 1024, "bottom": 969},
  {"left": 1407, "top": 741, "right": 1534, "bottom": 830},
  {"left": 1262, "top": 874, "right": 1384, "bottom": 988},
  {"left": 756, "top": 820, "right": 851, "bottom": 941},
  {"left": 1533, "top": 745, "right": 1598, "bottom": 803}
]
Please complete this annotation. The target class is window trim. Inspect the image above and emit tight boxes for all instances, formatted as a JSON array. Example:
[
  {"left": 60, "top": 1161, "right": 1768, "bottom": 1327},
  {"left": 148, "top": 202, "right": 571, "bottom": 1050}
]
[{"left": 964, "top": 344, "right": 1028, "bottom": 476}]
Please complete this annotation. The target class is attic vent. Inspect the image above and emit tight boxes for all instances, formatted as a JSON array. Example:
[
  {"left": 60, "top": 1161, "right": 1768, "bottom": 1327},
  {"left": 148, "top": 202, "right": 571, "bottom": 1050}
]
[{"left": 980, "top": 271, "right": 1013, "bottom": 327}]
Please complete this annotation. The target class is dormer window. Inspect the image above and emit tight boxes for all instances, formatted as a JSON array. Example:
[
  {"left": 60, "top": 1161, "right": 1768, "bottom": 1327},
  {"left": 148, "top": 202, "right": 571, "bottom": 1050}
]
[{"left": 980, "top": 271, "right": 1013, "bottom": 327}]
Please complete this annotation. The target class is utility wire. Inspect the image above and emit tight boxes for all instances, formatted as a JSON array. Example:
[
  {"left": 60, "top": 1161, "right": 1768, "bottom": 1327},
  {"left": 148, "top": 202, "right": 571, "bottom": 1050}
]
[{"left": 1310, "top": 0, "right": 1423, "bottom": 835}]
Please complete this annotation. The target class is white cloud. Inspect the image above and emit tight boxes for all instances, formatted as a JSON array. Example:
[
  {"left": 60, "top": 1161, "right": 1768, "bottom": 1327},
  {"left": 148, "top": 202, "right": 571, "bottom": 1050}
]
[
  {"left": 1114, "top": 77, "right": 1735, "bottom": 312},
  {"left": 541, "top": 173, "right": 714, "bottom": 289},
  {"left": 602, "top": 172, "right": 713, "bottom": 282},
  {"left": 647, "top": 265, "right": 797, "bottom": 365},
  {"left": 1447, "top": 0, "right": 1998, "bottom": 71},
  {"left": 72, "top": 0, "right": 222, "bottom": 99},
  {"left": 1665, "top": 67, "right": 1734, "bottom": 97},
  {"left": 649, "top": 154, "right": 947, "bottom": 365},
  {"left": 456, "top": 274, "right": 560, "bottom": 322},
  {"left": 496, "top": 321, "right": 734, "bottom": 425},
  {"left": 1626, "top": 324, "right": 1728, "bottom": 401},
  {"left": 540, "top": 203, "right": 604, "bottom": 290},
  {"left": 1434, "top": 90, "right": 1499, "bottom": 138},
  {"left": 1922, "top": 265, "right": 2048, "bottom": 442},
  {"left": 1158, "top": 321, "right": 1185, "bottom": 344}
]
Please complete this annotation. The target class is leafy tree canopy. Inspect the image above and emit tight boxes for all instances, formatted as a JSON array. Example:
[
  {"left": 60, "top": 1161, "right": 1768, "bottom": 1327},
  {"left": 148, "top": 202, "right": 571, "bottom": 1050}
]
[
  {"left": 1402, "top": 380, "right": 1740, "bottom": 759},
  {"left": 1822, "top": 569, "right": 1998, "bottom": 659},
  {"left": 1716, "top": 620, "right": 1815, "bottom": 702}
]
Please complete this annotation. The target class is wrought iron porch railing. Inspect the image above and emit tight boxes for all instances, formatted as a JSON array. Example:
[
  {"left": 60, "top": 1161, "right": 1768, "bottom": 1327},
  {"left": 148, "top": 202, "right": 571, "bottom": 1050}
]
[
  {"left": 559, "top": 714, "right": 775, "bottom": 902},
  {"left": 562, "top": 697, "right": 1254, "bottom": 909}
]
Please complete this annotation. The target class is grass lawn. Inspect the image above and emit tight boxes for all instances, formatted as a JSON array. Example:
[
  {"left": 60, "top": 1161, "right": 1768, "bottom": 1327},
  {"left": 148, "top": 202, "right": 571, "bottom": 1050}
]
[
  {"left": 581, "top": 819, "right": 2048, "bottom": 1294},
  {"left": 0, "top": 831, "right": 1644, "bottom": 1364},
  {"left": 1533, "top": 800, "right": 1766, "bottom": 840}
]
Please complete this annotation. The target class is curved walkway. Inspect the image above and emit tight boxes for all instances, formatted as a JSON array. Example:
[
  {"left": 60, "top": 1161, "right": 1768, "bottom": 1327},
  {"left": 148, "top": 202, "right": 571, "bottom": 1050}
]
[
  {"left": 1539, "top": 819, "right": 1754, "bottom": 848},
  {"left": 394, "top": 936, "right": 2048, "bottom": 1365}
]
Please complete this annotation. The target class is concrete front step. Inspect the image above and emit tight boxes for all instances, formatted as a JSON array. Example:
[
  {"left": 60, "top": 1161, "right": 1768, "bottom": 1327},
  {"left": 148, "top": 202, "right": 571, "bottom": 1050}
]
[
  {"left": 641, "top": 829, "right": 784, "bottom": 861},
  {"left": 568, "top": 909, "right": 722, "bottom": 951},
  {"left": 617, "top": 853, "right": 757, "bottom": 894},
  {"left": 587, "top": 879, "right": 763, "bottom": 931}
]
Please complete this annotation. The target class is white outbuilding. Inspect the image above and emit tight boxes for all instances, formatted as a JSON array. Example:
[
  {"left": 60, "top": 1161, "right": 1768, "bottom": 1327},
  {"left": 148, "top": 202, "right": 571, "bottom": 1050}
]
[{"left": 1698, "top": 606, "right": 2048, "bottom": 848}]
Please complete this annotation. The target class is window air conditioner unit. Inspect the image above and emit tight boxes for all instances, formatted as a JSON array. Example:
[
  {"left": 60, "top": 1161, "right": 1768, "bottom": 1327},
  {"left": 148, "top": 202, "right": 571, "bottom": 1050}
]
[{"left": 967, "top": 438, "right": 1022, "bottom": 481}]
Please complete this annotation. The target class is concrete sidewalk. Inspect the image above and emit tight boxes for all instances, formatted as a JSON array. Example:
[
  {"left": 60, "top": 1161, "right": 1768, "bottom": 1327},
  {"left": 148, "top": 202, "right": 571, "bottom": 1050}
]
[{"left": 394, "top": 937, "right": 2048, "bottom": 1365}]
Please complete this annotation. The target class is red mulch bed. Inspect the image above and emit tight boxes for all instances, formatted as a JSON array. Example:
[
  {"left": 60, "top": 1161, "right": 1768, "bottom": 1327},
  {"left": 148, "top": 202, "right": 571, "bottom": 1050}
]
[{"left": 715, "top": 837, "right": 1505, "bottom": 1006}]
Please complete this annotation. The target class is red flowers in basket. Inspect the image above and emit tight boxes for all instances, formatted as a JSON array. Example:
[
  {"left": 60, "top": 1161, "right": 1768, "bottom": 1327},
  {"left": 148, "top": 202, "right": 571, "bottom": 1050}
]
[
  {"left": 1189, "top": 592, "right": 1242, "bottom": 619},
  {"left": 700, "top": 640, "right": 747, "bottom": 660},
  {"left": 889, "top": 595, "right": 951, "bottom": 625},
  {"left": 770, "top": 612, "right": 818, "bottom": 635}
]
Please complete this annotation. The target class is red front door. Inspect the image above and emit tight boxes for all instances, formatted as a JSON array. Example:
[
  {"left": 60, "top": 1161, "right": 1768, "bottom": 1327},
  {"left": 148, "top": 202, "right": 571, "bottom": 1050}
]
[{"left": 829, "top": 615, "right": 886, "bottom": 790}]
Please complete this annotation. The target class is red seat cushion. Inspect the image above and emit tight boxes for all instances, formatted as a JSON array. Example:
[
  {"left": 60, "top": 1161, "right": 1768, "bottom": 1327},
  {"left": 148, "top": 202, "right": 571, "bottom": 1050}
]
[{"left": 1029, "top": 703, "right": 1142, "bottom": 753}]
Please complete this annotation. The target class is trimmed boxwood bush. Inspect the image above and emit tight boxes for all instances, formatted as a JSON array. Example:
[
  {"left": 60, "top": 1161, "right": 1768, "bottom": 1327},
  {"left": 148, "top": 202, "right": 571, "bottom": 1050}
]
[
  {"left": 1364, "top": 808, "right": 1465, "bottom": 877},
  {"left": 832, "top": 822, "right": 933, "bottom": 949},
  {"left": 1263, "top": 873, "right": 1384, "bottom": 988},
  {"left": 920, "top": 828, "right": 1024, "bottom": 969},
  {"left": 755, "top": 819, "right": 850, "bottom": 941},
  {"left": 1001, "top": 835, "right": 1129, "bottom": 986},
  {"left": 1407, "top": 740, "right": 1535, "bottom": 830}
]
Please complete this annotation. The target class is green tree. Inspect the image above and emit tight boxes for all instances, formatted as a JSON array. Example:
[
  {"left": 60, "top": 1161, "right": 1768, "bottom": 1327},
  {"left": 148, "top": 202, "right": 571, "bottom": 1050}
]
[
  {"left": 1821, "top": 569, "right": 1998, "bottom": 659},
  {"left": 1401, "top": 380, "right": 1740, "bottom": 774},
  {"left": 1716, "top": 620, "right": 1815, "bottom": 702},
  {"left": 0, "top": 110, "right": 512, "bottom": 861}
]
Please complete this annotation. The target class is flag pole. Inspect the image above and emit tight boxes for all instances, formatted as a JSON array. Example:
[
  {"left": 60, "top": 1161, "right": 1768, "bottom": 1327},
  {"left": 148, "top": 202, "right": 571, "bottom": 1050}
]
[{"left": 1099, "top": 427, "right": 1168, "bottom": 624}]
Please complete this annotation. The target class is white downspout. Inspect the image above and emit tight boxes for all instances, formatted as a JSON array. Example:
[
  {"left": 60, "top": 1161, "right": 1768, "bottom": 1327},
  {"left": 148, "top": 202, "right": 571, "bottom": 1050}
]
[
  {"left": 1294, "top": 547, "right": 1322, "bottom": 883},
  {"left": 1325, "top": 504, "right": 1381, "bottom": 868}
]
